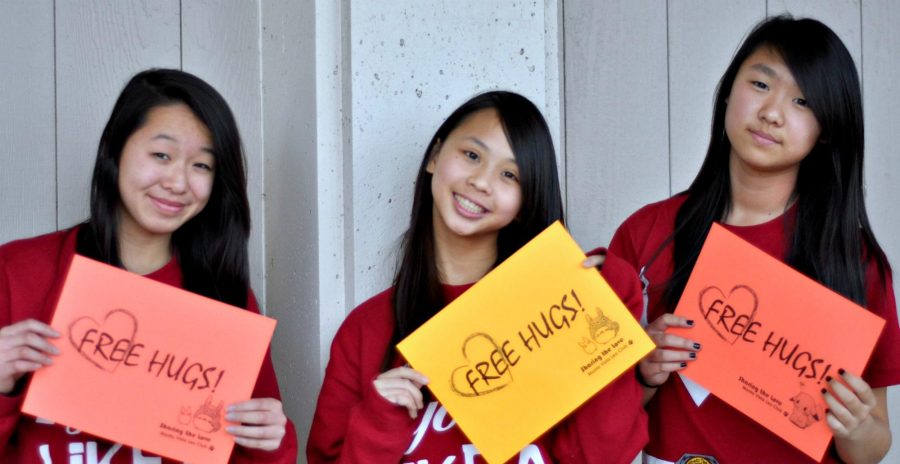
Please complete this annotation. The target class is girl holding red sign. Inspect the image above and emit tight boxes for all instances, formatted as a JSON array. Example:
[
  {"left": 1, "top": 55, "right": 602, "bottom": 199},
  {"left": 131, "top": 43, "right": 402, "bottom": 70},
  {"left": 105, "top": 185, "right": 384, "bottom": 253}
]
[
  {"left": 608, "top": 16, "right": 900, "bottom": 464},
  {"left": 307, "top": 91, "right": 648, "bottom": 463},
  {"left": 0, "top": 69, "right": 297, "bottom": 462}
]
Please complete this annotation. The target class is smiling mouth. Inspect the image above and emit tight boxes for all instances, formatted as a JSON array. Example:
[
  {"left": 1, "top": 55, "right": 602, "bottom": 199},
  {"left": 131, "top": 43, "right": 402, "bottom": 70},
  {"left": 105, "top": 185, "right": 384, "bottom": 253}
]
[
  {"left": 454, "top": 193, "right": 487, "bottom": 215},
  {"left": 149, "top": 196, "right": 186, "bottom": 214},
  {"left": 749, "top": 129, "right": 779, "bottom": 145}
]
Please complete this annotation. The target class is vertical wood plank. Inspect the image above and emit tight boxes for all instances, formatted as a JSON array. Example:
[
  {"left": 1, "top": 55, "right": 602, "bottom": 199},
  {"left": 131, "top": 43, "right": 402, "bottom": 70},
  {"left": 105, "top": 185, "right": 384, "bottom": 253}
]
[
  {"left": 260, "top": 0, "right": 318, "bottom": 454},
  {"left": 55, "top": 0, "right": 180, "bottom": 229},
  {"left": 181, "top": 0, "right": 266, "bottom": 305},
  {"left": 668, "top": 0, "right": 765, "bottom": 193},
  {"left": 564, "top": 0, "right": 668, "bottom": 249},
  {"left": 862, "top": 2, "right": 900, "bottom": 460},
  {"left": 0, "top": 0, "right": 56, "bottom": 244}
]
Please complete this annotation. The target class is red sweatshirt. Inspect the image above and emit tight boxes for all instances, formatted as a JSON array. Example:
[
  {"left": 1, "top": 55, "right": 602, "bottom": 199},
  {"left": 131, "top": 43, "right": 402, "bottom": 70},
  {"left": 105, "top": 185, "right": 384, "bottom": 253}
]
[
  {"left": 307, "top": 252, "right": 648, "bottom": 463},
  {"left": 609, "top": 194, "right": 900, "bottom": 463},
  {"left": 0, "top": 227, "right": 298, "bottom": 463}
]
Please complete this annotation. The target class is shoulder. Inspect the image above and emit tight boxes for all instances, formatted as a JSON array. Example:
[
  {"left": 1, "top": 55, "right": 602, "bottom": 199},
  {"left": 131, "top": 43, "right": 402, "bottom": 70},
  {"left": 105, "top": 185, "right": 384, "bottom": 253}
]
[
  {"left": 617, "top": 195, "right": 685, "bottom": 235},
  {"left": 609, "top": 195, "right": 685, "bottom": 265},
  {"left": 332, "top": 287, "right": 395, "bottom": 344},
  {"left": 0, "top": 228, "right": 77, "bottom": 271}
]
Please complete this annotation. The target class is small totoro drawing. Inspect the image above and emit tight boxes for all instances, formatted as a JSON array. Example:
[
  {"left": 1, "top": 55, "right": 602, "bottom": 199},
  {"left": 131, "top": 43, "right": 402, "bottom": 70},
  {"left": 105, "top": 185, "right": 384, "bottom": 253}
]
[
  {"left": 586, "top": 307, "right": 619, "bottom": 344},
  {"left": 177, "top": 406, "right": 192, "bottom": 425},
  {"left": 193, "top": 397, "right": 224, "bottom": 433}
]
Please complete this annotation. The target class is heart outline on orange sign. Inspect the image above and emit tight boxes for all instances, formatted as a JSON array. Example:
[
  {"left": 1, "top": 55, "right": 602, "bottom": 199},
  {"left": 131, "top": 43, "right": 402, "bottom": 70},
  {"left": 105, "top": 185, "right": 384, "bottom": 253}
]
[
  {"left": 398, "top": 221, "right": 655, "bottom": 464},
  {"left": 22, "top": 255, "right": 277, "bottom": 464},
  {"left": 670, "top": 224, "right": 885, "bottom": 460}
]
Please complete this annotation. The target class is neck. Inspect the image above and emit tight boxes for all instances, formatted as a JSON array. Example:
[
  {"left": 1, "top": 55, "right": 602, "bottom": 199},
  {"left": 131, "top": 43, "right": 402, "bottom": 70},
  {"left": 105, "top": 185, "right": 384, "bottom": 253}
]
[
  {"left": 726, "top": 154, "right": 798, "bottom": 226},
  {"left": 432, "top": 222, "right": 498, "bottom": 286},
  {"left": 117, "top": 217, "right": 172, "bottom": 275}
]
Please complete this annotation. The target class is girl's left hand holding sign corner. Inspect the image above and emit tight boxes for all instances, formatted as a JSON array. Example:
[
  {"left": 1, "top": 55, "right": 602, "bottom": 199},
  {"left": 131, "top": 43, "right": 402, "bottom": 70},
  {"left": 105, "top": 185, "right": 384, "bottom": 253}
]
[{"left": 0, "top": 319, "right": 60, "bottom": 395}]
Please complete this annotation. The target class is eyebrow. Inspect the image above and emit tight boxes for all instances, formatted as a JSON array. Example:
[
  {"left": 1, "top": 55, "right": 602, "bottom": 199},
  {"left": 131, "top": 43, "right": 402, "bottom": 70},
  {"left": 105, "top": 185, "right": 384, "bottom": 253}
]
[
  {"left": 151, "top": 133, "right": 215, "bottom": 154},
  {"left": 750, "top": 63, "right": 777, "bottom": 78},
  {"left": 464, "top": 136, "right": 518, "bottom": 164},
  {"left": 464, "top": 136, "right": 490, "bottom": 152}
]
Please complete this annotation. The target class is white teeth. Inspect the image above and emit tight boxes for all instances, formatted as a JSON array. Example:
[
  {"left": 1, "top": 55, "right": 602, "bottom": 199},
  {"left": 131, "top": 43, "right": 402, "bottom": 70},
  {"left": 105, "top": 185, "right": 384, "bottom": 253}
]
[{"left": 455, "top": 194, "right": 485, "bottom": 214}]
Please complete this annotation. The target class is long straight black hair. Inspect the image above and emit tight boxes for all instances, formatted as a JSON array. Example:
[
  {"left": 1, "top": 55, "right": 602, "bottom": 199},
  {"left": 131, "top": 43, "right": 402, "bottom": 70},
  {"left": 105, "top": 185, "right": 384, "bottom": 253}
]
[
  {"left": 662, "top": 16, "right": 889, "bottom": 311},
  {"left": 384, "top": 91, "right": 564, "bottom": 368},
  {"left": 77, "top": 69, "right": 251, "bottom": 308}
]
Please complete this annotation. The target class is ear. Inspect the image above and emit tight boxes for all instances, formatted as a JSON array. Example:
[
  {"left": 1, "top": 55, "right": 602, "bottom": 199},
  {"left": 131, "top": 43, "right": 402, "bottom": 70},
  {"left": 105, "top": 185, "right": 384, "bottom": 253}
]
[{"left": 425, "top": 139, "right": 442, "bottom": 174}]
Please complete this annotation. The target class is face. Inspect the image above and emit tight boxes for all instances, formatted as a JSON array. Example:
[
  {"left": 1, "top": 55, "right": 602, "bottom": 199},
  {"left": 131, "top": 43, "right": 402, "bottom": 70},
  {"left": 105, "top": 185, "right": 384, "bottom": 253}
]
[
  {"left": 724, "top": 47, "right": 822, "bottom": 176},
  {"left": 426, "top": 108, "right": 522, "bottom": 244},
  {"left": 117, "top": 103, "right": 215, "bottom": 245}
]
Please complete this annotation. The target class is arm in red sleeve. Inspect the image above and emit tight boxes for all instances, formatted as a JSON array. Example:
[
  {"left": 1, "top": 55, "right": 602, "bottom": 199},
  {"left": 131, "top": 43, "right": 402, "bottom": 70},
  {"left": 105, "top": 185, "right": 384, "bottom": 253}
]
[
  {"left": 862, "top": 262, "right": 900, "bottom": 388},
  {"left": 230, "top": 292, "right": 299, "bottom": 463},
  {"left": 608, "top": 215, "right": 642, "bottom": 272},
  {"left": 548, "top": 254, "right": 648, "bottom": 463},
  {"left": 0, "top": 252, "right": 24, "bottom": 454},
  {"left": 307, "top": 312, "right": 415, "bottom": 463}
]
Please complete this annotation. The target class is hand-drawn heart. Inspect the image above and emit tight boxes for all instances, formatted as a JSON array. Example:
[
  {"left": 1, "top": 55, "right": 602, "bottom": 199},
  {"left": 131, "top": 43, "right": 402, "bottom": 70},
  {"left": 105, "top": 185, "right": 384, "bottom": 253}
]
[
  {"left": 449, "top": 333, "right": 514, "bottom": 398},
  {"left": 698, "top": 285, "right": 758, "bottom": 345},
  {"left": 68, "top": 308, "right": 139, "bottom": 372}
]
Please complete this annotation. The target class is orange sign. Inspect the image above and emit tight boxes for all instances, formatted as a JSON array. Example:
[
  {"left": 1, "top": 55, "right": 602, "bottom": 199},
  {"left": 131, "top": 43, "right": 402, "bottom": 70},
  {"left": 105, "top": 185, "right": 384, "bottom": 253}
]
[
  {"left": 398, "top": 221, "right": 654, "bottom": 464},
  {"left": 670, "top": 224, "right": 885, "bottom": 460},
  {"left": 22, "top": 255, "right": 277, "bottom": 463}
]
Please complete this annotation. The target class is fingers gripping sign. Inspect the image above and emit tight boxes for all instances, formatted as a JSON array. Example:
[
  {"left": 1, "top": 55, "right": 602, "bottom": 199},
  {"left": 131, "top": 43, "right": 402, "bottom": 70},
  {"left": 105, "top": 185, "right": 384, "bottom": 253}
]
[
  {"left": 226, "top": 397, "right": 288, "bottom": 451},
  {"left": 373, "top": 366, "right": 430, "bottom": 419},
  {"left": 822, "top": 369, "right": 878, "bottom": 439},
  {"left": 638, "top": 314, "right": 700, "bottom": 388},
  {"left": 0, "top": 319, "right": 61, "bottom": 394}
]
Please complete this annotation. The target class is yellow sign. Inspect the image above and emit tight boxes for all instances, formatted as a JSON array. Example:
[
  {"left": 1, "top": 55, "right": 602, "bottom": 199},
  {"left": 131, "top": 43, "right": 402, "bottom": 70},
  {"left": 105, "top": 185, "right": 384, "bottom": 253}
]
[{"left": 398, "top": 221, "right": 654, "bottom": 463}]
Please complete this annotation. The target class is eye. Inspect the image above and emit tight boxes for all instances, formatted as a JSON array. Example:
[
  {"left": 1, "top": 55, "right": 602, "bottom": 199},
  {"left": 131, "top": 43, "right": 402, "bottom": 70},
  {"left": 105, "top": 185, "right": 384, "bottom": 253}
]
[
  {"left": 751, "top": 80, "right": 769, "bottom": 91},
  {"left": 152, "top": 152, "right": 170, "bottom": 160},
  {"left": 463, "top": 150, "right": 479, "bottom": 161},
  {"left": 793, "top": 97, "right": 808, "bottom": 107},
  {"left": 502, "top": 170, "right": 519, "bottom": 182},
  {"left": 194, "top": 162, "right": 214, "bottom": 172}
]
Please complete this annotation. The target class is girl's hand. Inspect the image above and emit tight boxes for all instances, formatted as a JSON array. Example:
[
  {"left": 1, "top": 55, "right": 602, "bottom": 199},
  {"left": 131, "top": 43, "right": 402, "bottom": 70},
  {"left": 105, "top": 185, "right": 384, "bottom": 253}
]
[
  {"left": 824, "top": 370, "right": 891, "bottom": 463},
  {"left": 373, "top": 366, "right": 429, "bottom": 419},
  {"left": 226, "top": 398, "right": 287, "bottom": 451},
  {"left": 824, "top": 370, "right": 878, "bottom": 440},
  {"left": 0, "top": 319, "right": 60, "bottom": 395},
  {"left": 582, "top": 255, "right": 605, "bottom": 270},
  {"left": 639, "top": 314, "right": 700, "bottom": 387}
]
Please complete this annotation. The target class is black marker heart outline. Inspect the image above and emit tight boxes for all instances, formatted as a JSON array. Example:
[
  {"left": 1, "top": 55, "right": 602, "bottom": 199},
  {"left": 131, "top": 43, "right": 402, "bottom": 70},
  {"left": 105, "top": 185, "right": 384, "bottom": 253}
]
[
  {"left": 68, "top": 308, "right": 138, "bottom": 372},
  {"left": 449, "top": 332, "right": 514, "bottom": 398},
  {"left": 698, "top": 285, "right": 758, "bottom": 345}
]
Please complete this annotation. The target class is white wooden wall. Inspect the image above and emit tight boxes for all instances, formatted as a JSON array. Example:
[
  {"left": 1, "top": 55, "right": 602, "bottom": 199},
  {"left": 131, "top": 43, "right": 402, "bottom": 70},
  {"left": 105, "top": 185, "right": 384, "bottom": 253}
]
[{"left": 2, "top": 1, "right": 899, "bottom": 463}]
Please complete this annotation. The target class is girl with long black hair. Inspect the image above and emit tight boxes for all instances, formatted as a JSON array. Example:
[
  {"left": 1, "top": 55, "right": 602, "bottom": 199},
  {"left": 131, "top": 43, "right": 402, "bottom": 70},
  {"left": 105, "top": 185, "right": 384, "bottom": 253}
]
[
  {"left": 0, "top": 69, "right": 297, "bottom": 463},
  {"left": 609, "top": 16, "right": 900, "bottom": 463},
  {"left": 308, "top": 91, "right": 648, "bottom": 463}
]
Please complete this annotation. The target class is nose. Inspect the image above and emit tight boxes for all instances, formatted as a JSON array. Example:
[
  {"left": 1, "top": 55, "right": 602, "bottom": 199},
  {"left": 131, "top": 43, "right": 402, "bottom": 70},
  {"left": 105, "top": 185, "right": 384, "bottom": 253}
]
[
  {"left": 758, "top": 96, "right": 784, "bottom": 126},
  {"left": 161, "top": 163, "right": 188, "bottom": 194},
  {"left": 467, "top": 164, "right": 492, "bottom": 194}
]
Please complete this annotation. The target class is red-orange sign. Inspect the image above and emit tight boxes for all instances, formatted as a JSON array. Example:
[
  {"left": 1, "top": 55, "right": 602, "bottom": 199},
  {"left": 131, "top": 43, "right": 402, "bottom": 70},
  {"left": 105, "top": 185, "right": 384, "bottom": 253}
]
[
  {"left": 23, "top": 255, "right": 277, "bottom": 463},
  {"left": 670, "top": 224, "right": 885, "bottom": 460}
]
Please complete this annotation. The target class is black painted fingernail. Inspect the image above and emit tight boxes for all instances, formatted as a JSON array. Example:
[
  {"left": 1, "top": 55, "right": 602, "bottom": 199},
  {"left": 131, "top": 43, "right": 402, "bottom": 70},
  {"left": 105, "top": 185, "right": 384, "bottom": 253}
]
[
  {"left": 821, "top": 388, "right": 827, "bottom": 394},
  {"left": 686, "top": 319, "right": 695, "bottom": 326},
  {"left": 689, "top": 352, "right": 697, "bottom": 359},
  {"left": 838, "top": 368, "right": 845, "bottom": 375},
  {"left": 693, "top": 343, "right": 701, "bottom": 350},
  {"left": 680, "top": 362, "right": 687, "bottom": 368},
  {"left": 825, "top": 376, "right": 832, "bottom": 382}
]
